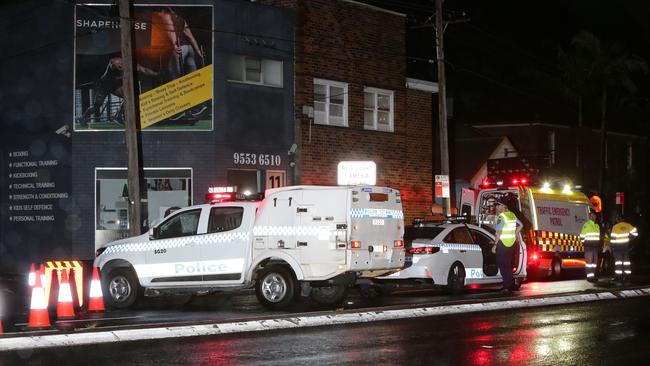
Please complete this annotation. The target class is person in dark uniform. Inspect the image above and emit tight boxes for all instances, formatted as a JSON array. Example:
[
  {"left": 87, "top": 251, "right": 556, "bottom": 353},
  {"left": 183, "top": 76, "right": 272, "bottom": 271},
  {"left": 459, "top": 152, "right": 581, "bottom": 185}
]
[{"left": 492, "top": 197, "right": 523, "bottom": 294}]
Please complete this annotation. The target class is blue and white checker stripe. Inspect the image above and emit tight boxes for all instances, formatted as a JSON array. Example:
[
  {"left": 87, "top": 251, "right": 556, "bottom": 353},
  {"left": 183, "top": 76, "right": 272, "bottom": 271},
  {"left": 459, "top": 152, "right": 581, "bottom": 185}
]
[
  {"left": 103, "top": 232, "right": 250, "bottom": 254},
  {"left": 350, "top": 208, "right": 404, "bottom": 219}
]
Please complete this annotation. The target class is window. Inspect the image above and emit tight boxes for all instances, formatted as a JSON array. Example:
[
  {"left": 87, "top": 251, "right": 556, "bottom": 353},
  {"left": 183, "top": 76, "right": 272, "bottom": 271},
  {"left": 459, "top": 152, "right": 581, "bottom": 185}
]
[
  {"left": 313, "top": 78, "right": 348, "bottom": 127},
  {"left": 364, "top": 87, "right": 394, "bottom": 132},
  {"left": 95, "top": 168, "right": 192, "bottom": 249},
  {"left": 157, "top": 209, "right": 202, "bottom": 239},
  {"left": 208, "top": 207, "right": 244, "bottom": 233},
  {"left": 470, "top": 229, "right": 494, "bottom": 247},
  {"left": 405, "top": 226, "right": 445, "bottom": 245},
  {"left": 443, "top": 228, "right": 474, "bottom": 244},
  {"left": 227, "top": 55, "right": 283, "bottom": 87}
]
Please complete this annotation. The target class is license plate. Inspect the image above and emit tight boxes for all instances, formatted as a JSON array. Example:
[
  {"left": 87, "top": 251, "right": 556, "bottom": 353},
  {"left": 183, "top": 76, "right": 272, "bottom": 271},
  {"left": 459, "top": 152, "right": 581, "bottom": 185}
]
[{"left": 372, "top": 219, "right": 385, "bottom": 226}]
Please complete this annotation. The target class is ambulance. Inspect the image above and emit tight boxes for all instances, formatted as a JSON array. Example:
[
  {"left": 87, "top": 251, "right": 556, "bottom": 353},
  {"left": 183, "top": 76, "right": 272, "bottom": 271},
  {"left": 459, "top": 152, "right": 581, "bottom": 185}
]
[
  {"left": 461, "top": 180, "right": 592, "bottom": 279},
  {"left": 94, "top": 185, "right": 405, "bottom": 309}
]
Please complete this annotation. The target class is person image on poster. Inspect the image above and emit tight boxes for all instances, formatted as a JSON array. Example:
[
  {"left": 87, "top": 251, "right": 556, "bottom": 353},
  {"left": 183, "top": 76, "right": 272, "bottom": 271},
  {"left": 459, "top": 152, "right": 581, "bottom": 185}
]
[
  {"left": 77, "top": 56, "right": 158, "bottom": 128},
  {"left": 154, "top": 7, "right": 207, "bottom": 120}
]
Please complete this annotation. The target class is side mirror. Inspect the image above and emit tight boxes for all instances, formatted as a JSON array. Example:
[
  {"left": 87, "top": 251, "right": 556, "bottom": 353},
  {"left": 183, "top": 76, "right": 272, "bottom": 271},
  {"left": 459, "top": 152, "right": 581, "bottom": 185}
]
[{"left": 150, "top": 227, "right": 159, "bottom": 240}]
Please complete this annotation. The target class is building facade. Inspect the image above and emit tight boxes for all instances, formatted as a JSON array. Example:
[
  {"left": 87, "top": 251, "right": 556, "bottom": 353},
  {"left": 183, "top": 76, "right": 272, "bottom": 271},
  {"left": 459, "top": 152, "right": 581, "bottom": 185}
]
[
  {"left": 259, "top": 0, "right": 434, "bottom": 222},
  {"left": 0, "top": 0, "right": 295, "bottom": 272}
]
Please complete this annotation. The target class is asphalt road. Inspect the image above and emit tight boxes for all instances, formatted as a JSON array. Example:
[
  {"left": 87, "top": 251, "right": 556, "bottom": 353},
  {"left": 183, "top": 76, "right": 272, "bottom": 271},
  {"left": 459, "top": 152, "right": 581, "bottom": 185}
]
[
  {"left": 2, "top": 295, "right": 648, "bottom": 365},
  {"left": 1, "top": 270, "right": 643, "bottom": 334}
]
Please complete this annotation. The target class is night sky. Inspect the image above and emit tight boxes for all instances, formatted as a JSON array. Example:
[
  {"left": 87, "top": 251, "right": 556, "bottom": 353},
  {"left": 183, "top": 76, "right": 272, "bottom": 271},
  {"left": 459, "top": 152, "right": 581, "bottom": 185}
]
[{"left": 363, "top": 0, "right": 650, "bottom": 132}]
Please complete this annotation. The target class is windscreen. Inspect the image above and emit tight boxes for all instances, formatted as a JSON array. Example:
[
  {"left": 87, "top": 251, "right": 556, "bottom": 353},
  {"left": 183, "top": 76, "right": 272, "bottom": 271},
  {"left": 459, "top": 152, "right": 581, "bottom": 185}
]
[{"left": 405, "top": 226, "right": 445, "bottom": 245}]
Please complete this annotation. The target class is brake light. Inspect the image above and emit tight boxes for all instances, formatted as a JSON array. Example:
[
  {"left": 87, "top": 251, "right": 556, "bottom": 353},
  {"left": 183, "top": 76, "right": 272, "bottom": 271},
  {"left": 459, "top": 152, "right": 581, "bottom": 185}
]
[
  {"left": 205, "top": 192, "right": 235, "bottom": 203},
  {"left": 394, "top": 240, "right": 404, "bottom": 248},
  {"left": 351, "top": 240, "right": 362, "bottom": 249},
  {"left": 408, "top": 246, "right": 440, "bottom": 255}
]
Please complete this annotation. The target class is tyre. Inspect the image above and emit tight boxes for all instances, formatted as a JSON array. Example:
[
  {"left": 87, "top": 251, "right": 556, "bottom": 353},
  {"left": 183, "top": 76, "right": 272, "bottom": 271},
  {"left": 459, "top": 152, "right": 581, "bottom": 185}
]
[
  {"left": 103, "top": 267, "right": 142, "bottom": 309},
  {"left": 550, "top": 258, "right": 562, "bottom": 280},
  {"left": 310, "top": 285, "right": 349, "bottom": 307},
  {"left": 255, "top": 265, "right": 297, "bottom": 310},
  {"left": 446, "top": 262, "right": 466, "bottom": 294}
]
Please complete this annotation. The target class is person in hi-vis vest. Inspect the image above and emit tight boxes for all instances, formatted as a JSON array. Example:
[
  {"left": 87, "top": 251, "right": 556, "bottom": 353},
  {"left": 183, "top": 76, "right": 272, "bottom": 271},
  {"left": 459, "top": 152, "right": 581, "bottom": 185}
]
[
  {"left": 610, "top": 216, "right": 638, "bottom": 282},
  {"left": 492, "top": 197, "right": 522, "bottom": 294},
  {"left": 581, "top": 210, "right": 601, "bottom": 282}
]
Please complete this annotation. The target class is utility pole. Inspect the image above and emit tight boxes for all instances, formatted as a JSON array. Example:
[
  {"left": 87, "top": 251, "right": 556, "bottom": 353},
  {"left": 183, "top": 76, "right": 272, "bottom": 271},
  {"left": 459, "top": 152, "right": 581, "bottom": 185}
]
[
  {"left": 119, "top": 0, "right": 143, "bottom": 236},
  {"left": 435, "top": 0, "right": 450, "bottom": 216}
]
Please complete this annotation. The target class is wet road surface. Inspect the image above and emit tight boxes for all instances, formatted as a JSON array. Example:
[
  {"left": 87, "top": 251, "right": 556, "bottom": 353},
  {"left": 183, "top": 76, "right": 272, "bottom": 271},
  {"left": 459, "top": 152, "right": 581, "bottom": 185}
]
[{"left": 2, "top": 295, "right": 649, "bottom": 365}]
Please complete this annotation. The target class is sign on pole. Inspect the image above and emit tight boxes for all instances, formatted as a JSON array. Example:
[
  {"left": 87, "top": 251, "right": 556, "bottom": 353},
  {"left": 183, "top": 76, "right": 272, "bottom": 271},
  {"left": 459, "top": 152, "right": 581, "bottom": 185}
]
[
  {"left": 615, "top": 192, "right": 625, "bottom": 205},
  {"left": 435, "top": 175, "right": 450, "bottom": 198}
]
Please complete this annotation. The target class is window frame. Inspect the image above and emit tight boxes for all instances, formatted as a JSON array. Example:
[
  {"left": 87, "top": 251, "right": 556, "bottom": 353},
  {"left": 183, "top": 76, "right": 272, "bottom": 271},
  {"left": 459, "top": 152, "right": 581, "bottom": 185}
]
[
  {"left": 227, "top": 55, "right": 284, "bottom": 88},
  {"left": 208, "top": 206, "right": 244, "bottom": 233},
  {"left": 363, "top": 87, "right": 394, "bottom": 132},
  {"left": 156, "top": 208, "right": 202, "bottom": 239},
  {"left": 313, "top": 78, "right": 349, "bottom": 127}
]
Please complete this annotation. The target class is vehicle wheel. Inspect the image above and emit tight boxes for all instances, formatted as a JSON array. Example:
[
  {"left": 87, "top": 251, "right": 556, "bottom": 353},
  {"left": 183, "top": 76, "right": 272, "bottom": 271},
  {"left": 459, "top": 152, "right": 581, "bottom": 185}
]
[
  {"left": 310, "top": 285, "right": 349, "bottom": 307},
  {"left": 103, "top": 267, "right": 142, "bottom": 309},
  {"left": 255, "top": 265, "right": 296, "bottom": 310},
  {"left": 446, "top": 262, "right": 466, "bottom": 294},
  {"left": 550, "top": 258, "right": 562, "bottom": 280}
]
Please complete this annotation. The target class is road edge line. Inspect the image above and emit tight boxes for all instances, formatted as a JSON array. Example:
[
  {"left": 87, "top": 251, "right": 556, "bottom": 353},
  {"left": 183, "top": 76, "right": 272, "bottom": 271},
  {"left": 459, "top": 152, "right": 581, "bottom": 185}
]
[{"left": 1, "top": 287, "right": 649, "bottom": 351}]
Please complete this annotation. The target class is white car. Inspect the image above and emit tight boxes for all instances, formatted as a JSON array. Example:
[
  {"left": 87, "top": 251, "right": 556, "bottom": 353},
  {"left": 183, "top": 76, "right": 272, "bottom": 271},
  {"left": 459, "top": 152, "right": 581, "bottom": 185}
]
[{"left": 375, "top": 220, "right": 527, "bottom": 293}]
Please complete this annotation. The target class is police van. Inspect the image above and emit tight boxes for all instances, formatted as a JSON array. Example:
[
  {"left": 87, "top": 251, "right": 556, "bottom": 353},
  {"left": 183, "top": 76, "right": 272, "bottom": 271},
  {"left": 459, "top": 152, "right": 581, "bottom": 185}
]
[{"left": 94, "top": 185, "right": 405, "bottom": 309}]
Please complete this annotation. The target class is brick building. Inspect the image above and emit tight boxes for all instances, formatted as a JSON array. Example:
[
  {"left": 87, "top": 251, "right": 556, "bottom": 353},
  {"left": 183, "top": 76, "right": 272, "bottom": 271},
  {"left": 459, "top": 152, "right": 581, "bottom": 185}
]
[{"left": 259, "top": 0, "right": 435, "bottom": 221}]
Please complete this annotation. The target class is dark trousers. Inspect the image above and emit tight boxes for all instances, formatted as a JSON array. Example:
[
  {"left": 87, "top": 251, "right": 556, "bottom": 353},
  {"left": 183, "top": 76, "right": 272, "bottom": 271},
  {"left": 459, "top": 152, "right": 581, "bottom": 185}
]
[
  {"left": 584, "top": 242, "right": 599, "bottom": 280},
  {"left": 612, "top": 244, "right": 631, "bottom": 279},
  {"left": 496, "top": 241, "right": 514, "bottom": 290}
]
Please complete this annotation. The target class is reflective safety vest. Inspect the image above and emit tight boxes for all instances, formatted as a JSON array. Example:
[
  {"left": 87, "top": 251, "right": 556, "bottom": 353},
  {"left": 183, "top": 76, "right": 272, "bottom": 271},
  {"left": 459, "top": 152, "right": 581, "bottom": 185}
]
[
  {"left": 497, "top": 211, "right": 518, "bottom": 247},
  {"left": 610, "top": 221, "right": 637, "bottom": 245},
  {"left": 580, "top": 219, "right": 600, "bottom": 243}
]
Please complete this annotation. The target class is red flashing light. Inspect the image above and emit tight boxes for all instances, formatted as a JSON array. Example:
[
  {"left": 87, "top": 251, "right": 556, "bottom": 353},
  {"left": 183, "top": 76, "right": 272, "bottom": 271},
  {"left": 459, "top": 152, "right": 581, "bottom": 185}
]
[
  {"left": 394, "top": 240, "right": 404, "bottom": 248},
  {"left": 512, "top": 178, "right": 519, "bottom": 185},
  {"left": 408, "top": 246, "right": 441, "bottom": 255},
  {"left": 521, "top": 178, "right": 528, "bottom": 185},
  {"left": 351, "top": 240, "right": 362, "bottom": 249},
  {"left": 531, "top": 252, "right": 538, "bottom": 262},
  {"left": 205, "top": 192, "right": 235, "bottom": 203}
]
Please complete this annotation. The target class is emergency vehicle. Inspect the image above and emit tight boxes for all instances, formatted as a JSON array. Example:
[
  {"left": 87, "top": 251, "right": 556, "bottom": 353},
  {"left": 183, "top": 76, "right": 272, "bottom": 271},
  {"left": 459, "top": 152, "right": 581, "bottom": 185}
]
[
  {"left": 94, "top": 185, "right": 406, "bottom": 309},
  {"left": 375, "top": 218, "right": 527, "bottom": 293},
  {"left": 461, "top": 179, "right": 592, "bottom": 279}
]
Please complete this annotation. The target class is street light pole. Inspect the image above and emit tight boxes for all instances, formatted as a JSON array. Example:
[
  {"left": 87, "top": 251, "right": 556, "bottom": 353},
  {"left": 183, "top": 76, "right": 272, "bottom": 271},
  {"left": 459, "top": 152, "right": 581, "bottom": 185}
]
[
  {"left": 119, "top": 0, "right": 144, "bottom": 236},
  {"left": 435, "top": 0, "right": 450, "bottom": 216}
]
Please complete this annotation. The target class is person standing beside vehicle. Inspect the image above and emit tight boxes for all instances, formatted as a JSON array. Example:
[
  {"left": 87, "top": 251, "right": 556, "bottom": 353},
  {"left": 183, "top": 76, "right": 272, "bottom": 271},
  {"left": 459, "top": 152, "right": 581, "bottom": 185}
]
[
  {"left": 492, "top": 197, "right": 523, "bottom": 294},
  {"left": 581, "top": 210, "right": 601, "bottom": 282},
  {"left": 610, "top": 216, "right": 638, "bottom": 282}
]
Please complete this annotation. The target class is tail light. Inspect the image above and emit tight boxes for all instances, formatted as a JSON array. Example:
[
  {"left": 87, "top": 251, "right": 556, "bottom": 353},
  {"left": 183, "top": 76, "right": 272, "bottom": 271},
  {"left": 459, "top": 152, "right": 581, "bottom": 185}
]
[
  {"left": 530, "top": 251, "right": 538, "bottom": 262},
  {"left": 394, "top": 240, "right": 404, "bottom": 248},
  {"left": 351, "top": 240, "right": 362, "bottom": 249},
  {"left": 408, "top": 246, "right": 440, "bottom": 255}
]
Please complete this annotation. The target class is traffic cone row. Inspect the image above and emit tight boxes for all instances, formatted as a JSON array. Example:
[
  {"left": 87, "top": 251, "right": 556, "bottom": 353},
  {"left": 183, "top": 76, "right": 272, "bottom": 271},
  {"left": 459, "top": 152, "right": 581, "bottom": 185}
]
[{"left": 27, "top": 264, "right": 105, "bottom": 329}]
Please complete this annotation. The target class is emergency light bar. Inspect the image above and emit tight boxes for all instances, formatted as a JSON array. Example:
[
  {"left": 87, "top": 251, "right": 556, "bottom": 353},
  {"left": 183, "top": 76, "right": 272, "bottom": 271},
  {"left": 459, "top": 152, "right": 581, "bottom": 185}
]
[
  {"left": 205, "top": 192, "right": 236, "bottom": 203},
  {"left": 480, "top": 176, "right": 530, "bottom": 189}
]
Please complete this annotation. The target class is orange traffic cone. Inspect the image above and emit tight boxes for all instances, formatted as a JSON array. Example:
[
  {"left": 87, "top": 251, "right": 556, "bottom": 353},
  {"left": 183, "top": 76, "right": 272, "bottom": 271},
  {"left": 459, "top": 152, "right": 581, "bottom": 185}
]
[
  {"left": 28, "top": 267, "right": 51, "bottom": 329},
  {"left": 87, "top": 267, "right": 105, "bottom": 312},
  {"left": 28, "top": 263, "right": 36, "bottom": 287},
  {"left": 56, "top": 269, "right": 76, "bottom": 320}
]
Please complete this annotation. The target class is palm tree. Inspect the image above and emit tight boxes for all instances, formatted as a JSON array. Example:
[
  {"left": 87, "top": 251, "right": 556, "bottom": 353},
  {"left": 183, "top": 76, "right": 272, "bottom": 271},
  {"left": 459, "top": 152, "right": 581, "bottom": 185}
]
[{"left": 564, "top": 32, "right": 647, "bottom": 195}]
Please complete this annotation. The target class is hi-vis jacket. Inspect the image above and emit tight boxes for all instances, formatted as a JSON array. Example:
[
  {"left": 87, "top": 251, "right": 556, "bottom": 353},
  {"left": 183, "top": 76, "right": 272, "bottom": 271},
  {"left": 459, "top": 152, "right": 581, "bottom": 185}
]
[
  {"left": 496, "top": 211, "right": 518, "bottom": 247},
  {"left": 610, "top": 221, "right": 638, "bottom": 245},
  {"left": 580, "top": 219, "right": 600, "bottom": 244}
]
